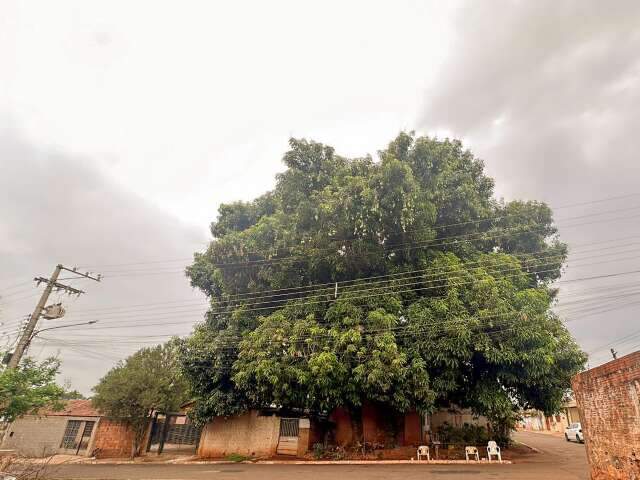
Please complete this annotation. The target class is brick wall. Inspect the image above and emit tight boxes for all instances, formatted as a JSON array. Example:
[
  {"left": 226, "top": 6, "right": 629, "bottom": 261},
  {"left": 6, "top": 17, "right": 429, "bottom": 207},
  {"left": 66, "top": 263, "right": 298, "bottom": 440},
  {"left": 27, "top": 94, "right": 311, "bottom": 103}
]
[
  {"left": 197, "top": 411, "right": 280, "bottom": 458},
  {"left": 93, "top": 419, "right": 137, "bottom": 458},
  {"left": 572, "top": 350, "right": 640, "bottom": 480}
]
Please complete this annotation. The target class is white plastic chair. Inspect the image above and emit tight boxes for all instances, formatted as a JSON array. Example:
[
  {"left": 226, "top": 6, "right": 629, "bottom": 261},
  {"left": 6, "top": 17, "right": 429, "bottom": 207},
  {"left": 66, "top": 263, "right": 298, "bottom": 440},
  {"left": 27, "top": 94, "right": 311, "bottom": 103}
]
[
  {"left": 465, "top": 446, "right": 479, "bottom": 461},
  {"left": 487, "top": 441, "right": 502, "bottom": 462},
  {"left": 417, "top": 445, "right": 430, "bottom": 461}
]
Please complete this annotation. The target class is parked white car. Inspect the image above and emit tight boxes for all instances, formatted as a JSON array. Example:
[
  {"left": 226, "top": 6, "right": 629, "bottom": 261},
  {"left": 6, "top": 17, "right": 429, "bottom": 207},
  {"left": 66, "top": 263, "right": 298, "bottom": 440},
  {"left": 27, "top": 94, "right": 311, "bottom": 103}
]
[{"left": 565, "top": 422, "right": 584, "bottom": 443}]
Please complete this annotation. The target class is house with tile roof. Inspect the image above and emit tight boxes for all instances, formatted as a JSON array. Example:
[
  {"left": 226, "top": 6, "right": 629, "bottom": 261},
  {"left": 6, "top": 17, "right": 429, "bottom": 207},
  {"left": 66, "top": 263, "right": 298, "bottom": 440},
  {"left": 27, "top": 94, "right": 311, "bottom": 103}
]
[{"left": 1, "top": 400, "right": 101, "bottom": 457}]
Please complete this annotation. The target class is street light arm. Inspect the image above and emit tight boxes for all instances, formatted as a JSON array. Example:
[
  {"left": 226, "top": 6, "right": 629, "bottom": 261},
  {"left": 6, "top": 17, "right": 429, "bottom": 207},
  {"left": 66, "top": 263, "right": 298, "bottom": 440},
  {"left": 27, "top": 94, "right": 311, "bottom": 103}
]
[{"left": 32, "top": 320, "right": 98, "bottom": 337}]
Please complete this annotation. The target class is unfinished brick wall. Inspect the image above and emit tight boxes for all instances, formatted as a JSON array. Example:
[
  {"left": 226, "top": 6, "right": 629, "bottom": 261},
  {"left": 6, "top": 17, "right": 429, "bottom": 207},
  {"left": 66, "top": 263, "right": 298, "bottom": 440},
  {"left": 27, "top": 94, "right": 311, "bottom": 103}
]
[
  {"left": 93, "top": 419, "right": 136, "bottom": 458},
  {"left": 572, "top": 351, "right": 640, "bottom": 480}
]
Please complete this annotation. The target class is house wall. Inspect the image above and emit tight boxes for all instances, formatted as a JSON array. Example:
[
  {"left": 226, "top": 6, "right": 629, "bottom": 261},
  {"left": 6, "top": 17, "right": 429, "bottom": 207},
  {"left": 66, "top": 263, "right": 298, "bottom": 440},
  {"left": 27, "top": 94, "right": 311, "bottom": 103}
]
[
  {"left": 197, "top": 411, "right": 281, "bottom": 458},
  {"left": 93, "top": 419, "right": 137, "bottom": 458},
  {"left": 572, "top": 351, "right": 640, "bottom": 480},
  {"left": 329, "top": 404, "right": 422, "bottom": 447},
  {"left": 1, "top": 415, "right": 98, "bottom": 457},
  {"left": 565, "top": 406, "right": 581, "bottom": 424},
  {"left": 330, "top": 407, "right": 353, "bottom": 446},
  {"left": 403, "top": 411, "right": 422, "bottom": 445},
  {"left": 429, "top": 408, "right": 489, "bottom": 431},
  {"left": 520, "top": 411, "right": 545, "bottom": 431}
]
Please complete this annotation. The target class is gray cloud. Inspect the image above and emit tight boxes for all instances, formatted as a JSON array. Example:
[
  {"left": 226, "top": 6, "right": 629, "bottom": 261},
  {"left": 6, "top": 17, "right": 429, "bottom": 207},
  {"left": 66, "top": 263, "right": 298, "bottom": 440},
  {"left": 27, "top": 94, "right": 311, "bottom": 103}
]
[
  {"left": 420, "top": 0, "right": 640, "bottom": 363},
  {"left": 0, "top": 122, "right": 207, "bottom": 393}
]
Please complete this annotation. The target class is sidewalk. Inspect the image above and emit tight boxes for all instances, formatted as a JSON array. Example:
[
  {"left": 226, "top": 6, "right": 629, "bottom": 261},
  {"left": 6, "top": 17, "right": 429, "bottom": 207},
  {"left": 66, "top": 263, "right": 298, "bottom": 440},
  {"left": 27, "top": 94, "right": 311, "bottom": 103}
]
[{"left": 18, "top": 454, "right": 513, "bottom": 466}]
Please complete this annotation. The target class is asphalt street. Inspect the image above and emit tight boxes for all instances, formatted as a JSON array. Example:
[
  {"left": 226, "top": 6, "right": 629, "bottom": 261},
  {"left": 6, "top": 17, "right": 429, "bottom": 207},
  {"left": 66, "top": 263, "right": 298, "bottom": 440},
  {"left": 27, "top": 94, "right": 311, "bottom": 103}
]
[{"left": 39, "top": 431, "right": 588, "bottom": 480}]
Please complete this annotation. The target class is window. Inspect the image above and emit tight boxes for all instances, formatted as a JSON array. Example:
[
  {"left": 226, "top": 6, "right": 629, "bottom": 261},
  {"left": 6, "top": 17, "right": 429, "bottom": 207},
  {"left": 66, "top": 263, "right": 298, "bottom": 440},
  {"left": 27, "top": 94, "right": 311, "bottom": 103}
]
[
  {"left": 82, "top": 421, "right": 95, "bottom": 437},
  {"left": 77, "top": 421, "right": 95, "bottom": 451},
  {"left": 61, "top": 420, "right": 82, "bottom": 449}
]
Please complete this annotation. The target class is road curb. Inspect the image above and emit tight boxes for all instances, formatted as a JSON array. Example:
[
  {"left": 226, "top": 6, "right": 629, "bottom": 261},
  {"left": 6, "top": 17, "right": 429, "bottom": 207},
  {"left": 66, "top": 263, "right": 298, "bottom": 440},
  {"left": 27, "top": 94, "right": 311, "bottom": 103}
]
[
  {"left": 514, "top": 440, "right": 541, "bottom": 453},
  {"left": 73, "top": 459, "right": 513, "bottom": 466}
]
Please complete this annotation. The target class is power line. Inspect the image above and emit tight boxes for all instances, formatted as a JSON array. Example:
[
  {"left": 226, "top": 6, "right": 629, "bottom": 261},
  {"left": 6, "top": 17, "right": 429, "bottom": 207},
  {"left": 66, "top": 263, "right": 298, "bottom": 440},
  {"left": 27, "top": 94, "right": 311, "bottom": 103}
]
[
  {"left": 59, "top": 251, "right": 640, "bottom": 324},
  {"left": 75, "top": 193, "right": 640, "bottom": 270},
  {"left": 60, "top": 238, "right": 640, "bottom": 318},
  {"left": 47, "top": 266, "right": 640, "bottom": 340}
]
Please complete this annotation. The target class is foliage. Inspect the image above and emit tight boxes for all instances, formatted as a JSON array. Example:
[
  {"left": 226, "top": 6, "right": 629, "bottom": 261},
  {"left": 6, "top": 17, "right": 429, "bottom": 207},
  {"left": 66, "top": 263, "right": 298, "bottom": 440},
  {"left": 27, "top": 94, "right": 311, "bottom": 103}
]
[
  {"left": 436, "top": 422, "right": 489, "bottom": 446},
  {"left": 225, "top": 453, "right": 250, "bottom": 462},
  {"left": 182, "top": 133, "right": 586, "bottom": 439},
  {"left": 312, "top": 442, "right": 325, "bottom": 459},
  {"left": 0, "top": 453, "right": 54, "bottom": 480},
  {"left": 92, "top": 341, "right": 189, "bottom": 457},
  {"left": 62, "top": 389, "right": 86, "bottom": 400},
  {"left": 0, "top": 357, "right": 65, "bottom": 422}
]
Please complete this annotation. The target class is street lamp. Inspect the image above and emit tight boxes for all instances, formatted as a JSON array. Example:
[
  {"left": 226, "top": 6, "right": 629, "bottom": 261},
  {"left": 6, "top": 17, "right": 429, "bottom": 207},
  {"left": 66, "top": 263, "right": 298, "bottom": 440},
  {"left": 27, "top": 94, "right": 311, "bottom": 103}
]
[{"left": 28, "top": 321, "right": 98, "bottom": 347}]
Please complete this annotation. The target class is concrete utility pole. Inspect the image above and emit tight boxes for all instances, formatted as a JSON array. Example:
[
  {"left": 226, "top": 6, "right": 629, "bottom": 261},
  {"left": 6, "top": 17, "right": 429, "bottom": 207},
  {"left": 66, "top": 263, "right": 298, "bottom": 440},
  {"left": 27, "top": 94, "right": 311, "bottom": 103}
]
[{"left": 7, "top": 264, "right": 101, "bottom": 369}]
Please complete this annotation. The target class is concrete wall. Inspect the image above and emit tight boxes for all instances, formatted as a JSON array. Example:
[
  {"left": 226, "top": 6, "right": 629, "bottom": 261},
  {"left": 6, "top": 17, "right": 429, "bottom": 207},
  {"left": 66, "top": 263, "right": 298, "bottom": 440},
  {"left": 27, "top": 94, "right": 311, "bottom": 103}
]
[
  {"left": 198, "top": 411, "right": 280, "bottom": 458},
  {"left": 572, "top": 351, "right": 640, "bottom": 480},
  {"left": 1, "top": 416, "right": 98, "bottom": 457}
]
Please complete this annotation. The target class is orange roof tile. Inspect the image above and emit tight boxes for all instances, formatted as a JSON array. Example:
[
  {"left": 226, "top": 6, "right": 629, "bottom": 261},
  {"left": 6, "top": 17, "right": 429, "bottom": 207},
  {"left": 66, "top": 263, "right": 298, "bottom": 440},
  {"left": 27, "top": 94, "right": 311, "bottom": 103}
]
[{"left": 40, "top": 399, "right": 101, "bottom": 417}]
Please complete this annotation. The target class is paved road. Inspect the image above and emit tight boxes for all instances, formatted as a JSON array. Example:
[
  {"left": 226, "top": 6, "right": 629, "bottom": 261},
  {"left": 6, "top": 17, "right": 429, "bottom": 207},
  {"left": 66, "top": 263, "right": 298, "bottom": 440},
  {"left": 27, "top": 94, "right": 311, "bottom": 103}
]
[{"left": 39, "top": 431, "right": 588, "bottom": 480}]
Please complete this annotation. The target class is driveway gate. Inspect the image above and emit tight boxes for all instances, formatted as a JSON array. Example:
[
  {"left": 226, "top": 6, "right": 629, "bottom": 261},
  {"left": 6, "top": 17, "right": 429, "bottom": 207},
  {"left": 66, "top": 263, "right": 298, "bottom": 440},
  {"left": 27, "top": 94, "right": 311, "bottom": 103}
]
[
  {"left": 276, "top": 418, "right": 299, "bottom": 455},
  {"left": 147, "top": 413, "right": 200, "bottom": 454}
]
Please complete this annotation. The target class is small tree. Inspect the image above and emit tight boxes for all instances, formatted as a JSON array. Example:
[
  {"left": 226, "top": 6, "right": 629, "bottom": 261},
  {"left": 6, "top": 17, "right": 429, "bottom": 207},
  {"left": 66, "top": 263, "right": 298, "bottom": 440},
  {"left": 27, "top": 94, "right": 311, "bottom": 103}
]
[
  {"left": 0, "top": 357, "right": 65, "bottom": 422},
  {"left": 61, "top": 389, "right": 86, "bottom": 400},
  {"left": 92, "top": 341, "right": 189, "bottom": 458}
]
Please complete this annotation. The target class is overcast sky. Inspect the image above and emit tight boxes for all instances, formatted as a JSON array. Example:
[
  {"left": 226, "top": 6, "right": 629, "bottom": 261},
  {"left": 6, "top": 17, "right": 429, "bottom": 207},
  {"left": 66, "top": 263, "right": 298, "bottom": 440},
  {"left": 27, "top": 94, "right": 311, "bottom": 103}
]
[{"left": 1, "top": 0, "right": 639, "bottom": 394}]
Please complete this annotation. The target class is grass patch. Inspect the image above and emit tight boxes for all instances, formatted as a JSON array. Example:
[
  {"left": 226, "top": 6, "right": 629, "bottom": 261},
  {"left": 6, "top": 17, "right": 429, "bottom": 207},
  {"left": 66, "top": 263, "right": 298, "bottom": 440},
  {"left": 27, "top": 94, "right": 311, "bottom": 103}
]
[{"left": 225, "top": 453, "right": 250, "bottom": 462}]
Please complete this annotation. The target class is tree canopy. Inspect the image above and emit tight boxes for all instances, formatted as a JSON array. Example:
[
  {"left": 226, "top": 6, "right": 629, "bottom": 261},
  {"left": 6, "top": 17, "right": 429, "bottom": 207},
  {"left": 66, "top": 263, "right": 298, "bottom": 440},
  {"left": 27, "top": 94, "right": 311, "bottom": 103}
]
[
  {"left": 0, "top": 357, "right": 65, "bottom": 422},
  {"left": 181, "top": 133, "right": 585, "bottom": 431},
  {"left": 92, "top": 341, "right": 189, "bottom": 457}
]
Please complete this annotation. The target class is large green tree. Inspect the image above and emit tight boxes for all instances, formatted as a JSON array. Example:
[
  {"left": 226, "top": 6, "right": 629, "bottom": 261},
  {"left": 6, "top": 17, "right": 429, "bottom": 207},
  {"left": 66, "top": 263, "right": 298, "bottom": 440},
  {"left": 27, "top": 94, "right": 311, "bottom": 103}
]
[
  {"left": 92, "top": 341, "right": 189, "bottom": 457},
  {"left": 181, "top": 133, "right": 585, "bottom": 435}
]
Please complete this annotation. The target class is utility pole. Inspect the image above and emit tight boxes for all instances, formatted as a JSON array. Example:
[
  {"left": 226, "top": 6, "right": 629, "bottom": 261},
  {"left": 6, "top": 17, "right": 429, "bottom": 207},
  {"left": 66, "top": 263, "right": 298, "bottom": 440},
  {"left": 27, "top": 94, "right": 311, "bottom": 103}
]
[
  {"left": 610, "top": 348, "right": 618, "bottom": 360},
  {"left": 7, "top": 264, "right": 101, "bottom": 369}
]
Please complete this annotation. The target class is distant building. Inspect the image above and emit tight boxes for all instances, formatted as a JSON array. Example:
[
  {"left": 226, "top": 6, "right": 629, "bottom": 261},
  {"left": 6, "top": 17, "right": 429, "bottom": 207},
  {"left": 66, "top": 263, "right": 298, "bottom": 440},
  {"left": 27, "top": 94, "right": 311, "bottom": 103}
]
[{"left": 517, "top": 399, "right": 580, "bottom": 434}]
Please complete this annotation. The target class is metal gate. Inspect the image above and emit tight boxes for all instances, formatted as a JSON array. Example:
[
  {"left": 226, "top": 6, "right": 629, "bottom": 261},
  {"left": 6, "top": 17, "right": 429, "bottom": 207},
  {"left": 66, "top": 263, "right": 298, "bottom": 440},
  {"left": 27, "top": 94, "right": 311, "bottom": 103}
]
[
  {"left": 147, "top": 413, "right": 200, "bottom": 454},
  {"left": 276, "top": 418, "right": 299, "bottom": 456}
]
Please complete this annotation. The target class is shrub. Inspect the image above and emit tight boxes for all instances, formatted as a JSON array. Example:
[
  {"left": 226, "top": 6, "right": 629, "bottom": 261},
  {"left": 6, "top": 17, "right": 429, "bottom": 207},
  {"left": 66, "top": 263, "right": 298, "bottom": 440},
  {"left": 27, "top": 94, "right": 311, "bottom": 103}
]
[
  {"left": 436, "top": 422, "right": 489, "bottom": 446},
  {"left": 312, "top": 443, "right": 325, "bottom": 459},
  {"left": 225, "top": 453, "right": 249, "bottom": 462}
]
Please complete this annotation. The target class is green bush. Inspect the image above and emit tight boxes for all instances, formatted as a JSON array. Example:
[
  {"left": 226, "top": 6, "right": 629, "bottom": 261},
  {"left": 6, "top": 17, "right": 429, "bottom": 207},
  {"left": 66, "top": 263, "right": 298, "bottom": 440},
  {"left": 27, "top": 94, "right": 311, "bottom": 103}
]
[
  {"left": 312, "top": 443, "right": 325, "bottom": 459},
  {"left": 225, "top": 453, "right": 249, "bottom": 462},
  {"left": 436, "top": 422, "right": 489, "bottom": 446}
]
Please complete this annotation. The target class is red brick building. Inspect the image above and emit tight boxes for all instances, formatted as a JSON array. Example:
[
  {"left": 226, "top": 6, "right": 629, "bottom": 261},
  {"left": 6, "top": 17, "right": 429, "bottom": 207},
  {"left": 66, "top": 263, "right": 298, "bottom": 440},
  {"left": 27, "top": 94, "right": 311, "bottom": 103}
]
[{"left": 572, "top": 350, "right": 640, "bottom": 480}]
